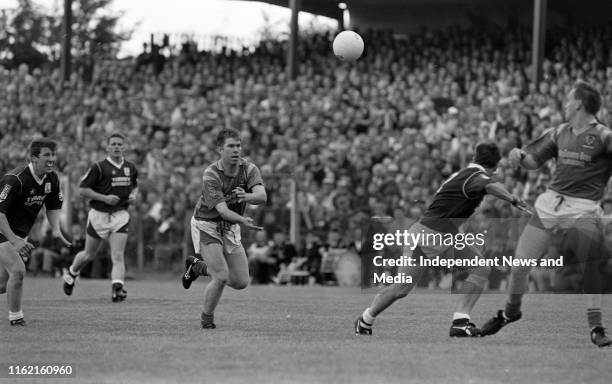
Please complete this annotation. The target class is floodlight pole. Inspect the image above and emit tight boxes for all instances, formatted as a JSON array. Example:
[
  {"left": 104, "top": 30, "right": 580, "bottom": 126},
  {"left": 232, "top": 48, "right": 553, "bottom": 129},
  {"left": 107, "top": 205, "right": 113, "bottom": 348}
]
[
  {"left": 287, "top": 0, "right": 299, "bottom": 80},
  {"left": 288, "top": 0, "right": 300, "bottom": 246},
  {"left": 60, "top": 0, "right": 72, "bottom": 87},
  {"left": 531, "top": 0, "right": 547, "bottom": 85}
]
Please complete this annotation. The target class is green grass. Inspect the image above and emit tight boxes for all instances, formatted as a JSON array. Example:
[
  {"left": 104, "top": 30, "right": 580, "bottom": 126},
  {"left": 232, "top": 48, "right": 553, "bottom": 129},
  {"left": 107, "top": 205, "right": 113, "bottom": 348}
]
[{"left": 0, "top": 277, "right": 610, "bottom": 383}]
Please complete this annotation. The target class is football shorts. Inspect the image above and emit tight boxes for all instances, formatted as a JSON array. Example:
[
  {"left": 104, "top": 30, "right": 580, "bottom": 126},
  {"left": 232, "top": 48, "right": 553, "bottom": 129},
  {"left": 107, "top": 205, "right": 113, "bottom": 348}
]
[
  {"left": 87, "top": 209, "right": 130, "bottom": 239},
  {"left": 190, "top": 216, "right": 242, "bottom": 255},
  {"left": 534, "top": 189, "right": 602, "bottom": 231}
]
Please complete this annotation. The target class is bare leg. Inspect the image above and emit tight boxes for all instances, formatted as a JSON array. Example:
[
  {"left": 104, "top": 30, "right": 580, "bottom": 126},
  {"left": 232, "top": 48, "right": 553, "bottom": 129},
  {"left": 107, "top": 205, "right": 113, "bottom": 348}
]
[
  {"left": 0, "top": 242, "right": 26, "bottom": 318},
  {"left": 70, "top": 234, "right": 103, "bottom": 273},
  {"left": 108, "top": 232, "right": 128, "bottom": 285}
]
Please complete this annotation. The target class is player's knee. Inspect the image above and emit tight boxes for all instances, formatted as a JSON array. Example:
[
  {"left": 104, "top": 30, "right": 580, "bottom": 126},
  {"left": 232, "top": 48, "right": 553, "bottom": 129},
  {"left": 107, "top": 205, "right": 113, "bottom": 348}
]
[
  {"left": 8, "top": 268, "right": 25, "bottom": 284},
  {"left": 110, "top": 252, "right": 125, "bottom": 263},
  {"left": 210, "top": 269, "right": 230, "bottom": 284},
  {"left": 229, "top": 279, "right": 248, "bottom": 290}
]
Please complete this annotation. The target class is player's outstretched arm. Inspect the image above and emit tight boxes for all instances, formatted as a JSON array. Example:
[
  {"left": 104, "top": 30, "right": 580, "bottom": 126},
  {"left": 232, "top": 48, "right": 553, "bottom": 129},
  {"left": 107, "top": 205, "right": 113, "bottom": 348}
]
[
  {"left": 45, "top": 209, "right": 72, "bottom": 247},
  {"left": 215, "top": 201, "right": 263, "bottom": 230},
  {"left": 485, "top": 182, "right": 533, "bottom": 214}
]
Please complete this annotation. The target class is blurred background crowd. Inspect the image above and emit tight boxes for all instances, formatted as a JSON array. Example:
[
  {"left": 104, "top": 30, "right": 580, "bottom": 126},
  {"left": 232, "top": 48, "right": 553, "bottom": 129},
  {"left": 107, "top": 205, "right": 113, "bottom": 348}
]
[{"left": 2, "top": 22, "right": 612, "bottom": 292}]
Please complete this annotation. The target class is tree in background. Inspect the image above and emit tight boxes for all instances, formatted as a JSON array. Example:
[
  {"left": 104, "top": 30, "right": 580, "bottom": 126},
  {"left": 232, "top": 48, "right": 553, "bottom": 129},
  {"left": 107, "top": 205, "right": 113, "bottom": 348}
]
[
  {"left": 0, "top": 0, "right": 48, "bottom": 68},
  {"left": 1, "top": 0, "right": 130, "bottom": 72},
  {"left": 47, "top": 0, "right": 131, "bottom": 58}
]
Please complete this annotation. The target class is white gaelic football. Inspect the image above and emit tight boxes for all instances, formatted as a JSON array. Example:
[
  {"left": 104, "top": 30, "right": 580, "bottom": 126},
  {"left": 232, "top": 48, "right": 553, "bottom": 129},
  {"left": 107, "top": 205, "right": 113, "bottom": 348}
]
[{"left": 333, "top": 31, "right": 364, "bottom": 61}]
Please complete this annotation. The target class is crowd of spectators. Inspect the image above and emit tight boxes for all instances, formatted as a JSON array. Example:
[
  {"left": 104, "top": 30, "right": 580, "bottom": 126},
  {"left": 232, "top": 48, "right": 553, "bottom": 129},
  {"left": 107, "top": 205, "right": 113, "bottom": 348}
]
[{"left": 2, "top": 23, "right": 612, "bottom": 290}]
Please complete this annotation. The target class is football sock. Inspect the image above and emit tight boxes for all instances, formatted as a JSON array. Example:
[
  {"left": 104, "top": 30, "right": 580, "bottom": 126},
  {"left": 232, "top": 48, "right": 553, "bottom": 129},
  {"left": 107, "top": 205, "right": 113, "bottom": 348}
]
[
  {"left": 452, "top": 312, "right": 469, "bottom": 321},
  {"left": 587, "top": 308, "right": 603, "bottom": 330},
  {"left": 201, "top": 312, "right": 214, "bottom": 323},
  {"left": 9, "top": 310, "right": 24, "bottom": 321},
  {"left": 362, "top": 308, "right": 375, "bottom": 325},
  {"left": 504, "top": 295, "right": 522, "bottom": 318},
  {"left": 192, "top": 261, "right": 207, "bottom": 276},
  {"left": 69, "top": 266, "right": 80, "bottom": 277}
]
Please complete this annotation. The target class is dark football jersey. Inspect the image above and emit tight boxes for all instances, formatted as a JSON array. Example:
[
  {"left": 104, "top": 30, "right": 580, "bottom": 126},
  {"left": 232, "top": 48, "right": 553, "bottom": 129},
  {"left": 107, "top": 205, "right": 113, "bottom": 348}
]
[
  {"left": 525, "top": 121, "right": 612, "bottom": 201},
  {"left": 79, "top": 158, "right": 138, "bottom": 213},
  {"left": 194, "top": 158, "right": 264, "bottom": 221},
  {"left": 0, "top": 164, "right": 63, "bottom": 242},
  {"left": 420, "top": 164, "right": 494, "bottom": 233}
]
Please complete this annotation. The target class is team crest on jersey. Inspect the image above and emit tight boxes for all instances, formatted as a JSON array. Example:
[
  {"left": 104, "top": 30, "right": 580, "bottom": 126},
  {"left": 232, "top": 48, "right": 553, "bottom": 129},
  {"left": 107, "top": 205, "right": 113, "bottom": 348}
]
[
  {"left": 44, "top": 182, "right": 51, "bottom": 194},
  {"left": 124, "top": 167, "right": 130, "bottom": 176},
  {"left": 30, "top": 188, "right": 35, "bottom": 195},
  {"left": 584, "top": 135, "right": 597, "bottom": 148},
  {"left": 0, "top": 185, "right": 11, "bottom": 202}
]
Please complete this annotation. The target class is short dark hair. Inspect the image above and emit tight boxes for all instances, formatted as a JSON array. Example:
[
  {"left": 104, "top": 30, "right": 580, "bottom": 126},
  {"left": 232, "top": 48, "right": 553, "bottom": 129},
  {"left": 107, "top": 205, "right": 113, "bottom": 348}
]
[
  {"left": 473, "top": 142, "right": 501, "bottom": 169},
  {"left": 29, "top": 138, "right": 57, "bottom": 157},
  {"left": 107, "top": 133, "right": 126, "bottom": 144},
  {"left": 216, "top": 128, "right": 241, "bottom": 147},
  {"left": 573, "top": 80, "right": 601, "bottom": 115}
]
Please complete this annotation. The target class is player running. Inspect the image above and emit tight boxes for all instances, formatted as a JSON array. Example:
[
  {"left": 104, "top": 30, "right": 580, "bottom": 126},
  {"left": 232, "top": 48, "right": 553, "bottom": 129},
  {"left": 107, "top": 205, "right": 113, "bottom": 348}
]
[
  {"left": 62, "top": 133, "right": 138, "bottom": 302},
  {"left": 355, "top": 142, "right": 531, "bottom": 337},
  {"left": 0, "top": 139, "right": 70, "bottom": 326},
  {"left": 481, "top": 81, "right": 612, "bottom": 347},
  {"left": 182, "top": 128, "right": 266, "bottom": 329}
]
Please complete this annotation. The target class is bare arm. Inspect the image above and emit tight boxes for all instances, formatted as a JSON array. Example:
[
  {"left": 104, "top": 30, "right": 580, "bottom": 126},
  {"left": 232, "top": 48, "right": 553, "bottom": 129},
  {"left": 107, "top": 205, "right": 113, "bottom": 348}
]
[
  {"left": 45, "top": 209, "right": 71, "bottom": 247},
  {"left": 215, "top": 201, "right": 263, "bottom": 230},
  {"left": 508, "top": 148, "right": 540, "bottom": 170},
  {"left": 485, "top": 182, "right": 532, "bottom": 214},
  {"left": 0, "top": 212, "right": 20, "bottom": 245},
  {"left": 0, "top": 213, "right": 34, "bottom": 256},
  {"left": 79, "top": 187, "right": 118, "bottom": 205},
  {"left": 234, "top": 185, "right": 266, "bottom": 205},
  {"left": 128, "top": 187, "right": 139, "bottom": 204}
]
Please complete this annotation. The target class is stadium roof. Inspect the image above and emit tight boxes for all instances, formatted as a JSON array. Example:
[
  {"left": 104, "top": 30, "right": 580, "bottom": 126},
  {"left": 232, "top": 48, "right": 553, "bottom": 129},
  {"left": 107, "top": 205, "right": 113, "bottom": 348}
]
[{"left": 239, "top": 0, "right": 612, "bottom": 30}]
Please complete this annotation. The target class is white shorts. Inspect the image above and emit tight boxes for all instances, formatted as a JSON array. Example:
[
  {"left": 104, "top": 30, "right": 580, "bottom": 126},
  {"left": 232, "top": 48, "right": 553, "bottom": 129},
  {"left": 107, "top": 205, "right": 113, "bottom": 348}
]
[
  {"left": 190, "top": 217, "right": 242, "bottom": 255},
  {"left": 87, "top": 209, "right": 130, "bottom": 240},
  {"left": 534, "top": 190, "right": 602, "bottom": 230}
]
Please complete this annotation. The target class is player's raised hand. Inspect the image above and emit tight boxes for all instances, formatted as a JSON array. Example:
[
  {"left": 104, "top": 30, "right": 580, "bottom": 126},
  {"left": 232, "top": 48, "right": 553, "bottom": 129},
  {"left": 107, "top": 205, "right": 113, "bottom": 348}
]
[
  {"left": 105, "top": 194, "right": 121, "bottom": 206},
  {"left": 508, "top": 148, "right": 526, "bottom": 169},
  {"left": 12, "top": 238, "right": 35, "bottom": 259},
  {"left": 233, "top": 187, "right": 248, "bottom": 203},
  {"left": 241, "top": 217, "right": 263, "bottom": 231}
]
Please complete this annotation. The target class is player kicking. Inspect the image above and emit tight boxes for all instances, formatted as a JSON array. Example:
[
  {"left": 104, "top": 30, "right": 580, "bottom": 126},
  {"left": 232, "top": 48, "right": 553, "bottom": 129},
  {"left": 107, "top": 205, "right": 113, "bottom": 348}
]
[
  {"left": 182, "top": 128, "right": 266, "bottom": 329},
  {"left": 63, "top": 133, "right": 138, "bottom": 302},
  {"left": 0, "top": 139, "right": 70, "bottom": 326},
  {"left": 481, "top": 81, "right": 612, "bottom": 347},
  {"left": 355, "top": 142, "right": 531, "bottom": 337}
]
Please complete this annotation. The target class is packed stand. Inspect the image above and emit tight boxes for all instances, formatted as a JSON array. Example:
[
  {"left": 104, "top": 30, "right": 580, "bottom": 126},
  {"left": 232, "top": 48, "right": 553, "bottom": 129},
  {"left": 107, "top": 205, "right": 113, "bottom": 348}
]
[{"left": 2, "top": 23, "right": 612, "bottom": 290}]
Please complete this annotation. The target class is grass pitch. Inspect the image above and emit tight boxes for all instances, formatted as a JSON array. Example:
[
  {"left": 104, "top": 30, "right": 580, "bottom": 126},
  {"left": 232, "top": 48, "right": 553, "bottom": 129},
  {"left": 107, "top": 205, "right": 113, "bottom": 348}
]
[{"left": 1, "top": 277, "right": 611, "bottom": 383}]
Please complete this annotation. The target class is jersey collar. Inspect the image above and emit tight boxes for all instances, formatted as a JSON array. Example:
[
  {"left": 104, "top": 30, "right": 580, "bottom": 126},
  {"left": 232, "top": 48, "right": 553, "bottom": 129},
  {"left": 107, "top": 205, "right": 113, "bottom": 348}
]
[
  {"left": 570, "top": 117, "right": 598, "bottom": 135},
  {"left": 28, "top": 163, "right": 47, "bottom": 185},
  {"left": 106, "top": 157, "right": 125, "bottom": 169},
  {"left": 216, "top": 158, "right": 244, "bottom": 174},
  {"left": 467, "top": 163, "right": 486, "bottom": 172}
]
